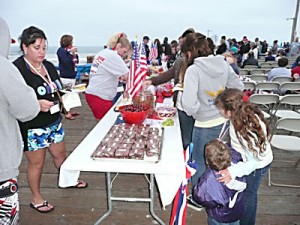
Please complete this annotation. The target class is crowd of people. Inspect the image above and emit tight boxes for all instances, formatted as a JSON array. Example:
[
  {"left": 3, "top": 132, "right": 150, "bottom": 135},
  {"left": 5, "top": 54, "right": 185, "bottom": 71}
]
[
  {"left": 1, "top": 15, "right": 300, "bottom": 225},
  {"left": 144, "top": 30, "right": 276, "bottom": 225}
]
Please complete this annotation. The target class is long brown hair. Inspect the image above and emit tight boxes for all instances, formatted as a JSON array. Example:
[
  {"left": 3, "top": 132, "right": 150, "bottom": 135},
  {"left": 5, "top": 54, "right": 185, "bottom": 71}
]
[
  {"left": 215, "top": 88, "right": 271, "bottom": 158},
  {"left": 178, "top": 32, "right": 213, "bottom": 83}
]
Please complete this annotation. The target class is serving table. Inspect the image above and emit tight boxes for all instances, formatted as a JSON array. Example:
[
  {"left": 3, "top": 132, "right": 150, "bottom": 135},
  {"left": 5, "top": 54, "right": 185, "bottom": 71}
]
[{"left": 59, "top": 97, "right": 185, "bottom": 225}]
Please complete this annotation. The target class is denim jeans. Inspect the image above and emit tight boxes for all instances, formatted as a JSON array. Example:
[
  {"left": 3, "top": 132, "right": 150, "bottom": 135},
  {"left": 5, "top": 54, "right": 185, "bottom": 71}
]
[
  {"left": 208, "top": 217, "right": 240, "bottom": 225},
  {"left": 191, "top": 123, "right": 223, "bottom": 187},
  {"left": 177, "top": 109, "right": 195, "bottom": 149},
  {"left": 240, "top": 163, "right": 271, "bottom": 225}
]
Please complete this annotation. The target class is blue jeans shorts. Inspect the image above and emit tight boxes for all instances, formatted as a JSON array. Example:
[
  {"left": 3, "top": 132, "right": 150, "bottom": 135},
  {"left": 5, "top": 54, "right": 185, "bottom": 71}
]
[{"left": 27, "top": 122, "right": 64, "bottom": 151}]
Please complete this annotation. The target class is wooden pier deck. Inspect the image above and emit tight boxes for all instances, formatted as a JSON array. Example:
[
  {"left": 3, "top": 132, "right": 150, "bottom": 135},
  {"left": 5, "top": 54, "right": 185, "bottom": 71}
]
[{"left": 18, "top": 96, "right": 300, "bottom": 225}]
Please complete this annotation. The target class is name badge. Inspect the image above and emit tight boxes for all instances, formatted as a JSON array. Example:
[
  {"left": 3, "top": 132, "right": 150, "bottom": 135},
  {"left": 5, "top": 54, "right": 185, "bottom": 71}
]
[{"left": 50, "top": 103, "right": 60, "bottom": 114}]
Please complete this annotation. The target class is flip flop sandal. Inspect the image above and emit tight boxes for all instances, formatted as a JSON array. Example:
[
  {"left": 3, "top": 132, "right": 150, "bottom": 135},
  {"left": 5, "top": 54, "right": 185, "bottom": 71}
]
[
  {"left": 73, "top": 180, "right": 88, "bottom": 188},
  {"left": 30, "top": 201, "right": 54, "bottom": 213},
  {"left": 71, "top": 112, "right": 80, "bottom": 116},
  {"left": 60, "top": 180, "right": 88, "bottom": 189},
  {"left": 65, "top": 115, "right": 75, "bottom": 120}
]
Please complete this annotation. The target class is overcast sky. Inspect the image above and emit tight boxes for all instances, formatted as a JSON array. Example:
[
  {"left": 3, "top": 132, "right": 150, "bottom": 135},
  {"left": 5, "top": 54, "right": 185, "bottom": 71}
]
[{"left": 1, "top": 0, "right": 299, "bottom": 47}]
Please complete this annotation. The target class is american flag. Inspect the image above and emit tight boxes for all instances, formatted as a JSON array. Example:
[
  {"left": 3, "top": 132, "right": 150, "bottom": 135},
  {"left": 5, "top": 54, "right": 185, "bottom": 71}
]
[
  {"left": 125, "top": 41, "right": 148, "bottom": 97},
  {"left": 170, "top": 144, "right": 197, "bottom": 225},
  {"left": 148, "top": 43, "right": 158, "bottom": 61}
]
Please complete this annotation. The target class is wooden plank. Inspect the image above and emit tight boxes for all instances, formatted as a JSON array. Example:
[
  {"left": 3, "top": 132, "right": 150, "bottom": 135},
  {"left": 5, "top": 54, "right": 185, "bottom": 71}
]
[{"left": 19, "top": 205, "right": 207, "bottom": 225}]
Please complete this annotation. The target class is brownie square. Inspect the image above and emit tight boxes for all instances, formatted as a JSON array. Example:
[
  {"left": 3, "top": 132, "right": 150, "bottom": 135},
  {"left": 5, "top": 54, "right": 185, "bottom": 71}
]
[
  {"left": 128, "top": 148, "right": 145, "bottom": 160},
  {"left": 114, "top": 143, "right": 133, "bottom": 158}
]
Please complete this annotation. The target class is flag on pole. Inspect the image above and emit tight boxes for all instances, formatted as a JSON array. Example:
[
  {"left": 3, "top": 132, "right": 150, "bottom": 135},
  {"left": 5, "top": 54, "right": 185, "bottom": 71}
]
[
  {"left": 148, "top": 42, "right": 158, "bottom": 61},
  {"left": 170, "top": 143, "right": 197, "bottom": 225},
  {"left": 125, "top": 40, "right": 149, "bottom": 98}
]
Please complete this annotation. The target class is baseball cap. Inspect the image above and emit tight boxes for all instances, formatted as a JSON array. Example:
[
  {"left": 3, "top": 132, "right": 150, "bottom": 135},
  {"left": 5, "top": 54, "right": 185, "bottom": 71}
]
[
  {"left": 243, "top": 36, "right": 248, "bottom": 42},
  {"left": 143, "top": 36, "right": 150, "bottom": 40}
]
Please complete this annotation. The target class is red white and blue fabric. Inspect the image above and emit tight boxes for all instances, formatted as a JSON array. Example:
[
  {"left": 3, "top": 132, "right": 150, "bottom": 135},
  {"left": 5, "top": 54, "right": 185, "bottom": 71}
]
[
  {"left": 170, "top": 144, "right": 197, "bottom": 225},
  {"left": 125, "top": 41, "right": 148, "bottom": 97},
  {"left": 0, "top": 179, "right": 19, "bottom": 225},
  {"left": 148, "top": 43, "right": 158, "bottom": 61}
]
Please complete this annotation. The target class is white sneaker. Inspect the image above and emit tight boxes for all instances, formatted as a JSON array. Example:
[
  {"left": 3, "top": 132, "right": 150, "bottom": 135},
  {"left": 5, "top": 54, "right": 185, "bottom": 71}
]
[{"left": 187, "top": 195, "right": 204, "bottom": 211}]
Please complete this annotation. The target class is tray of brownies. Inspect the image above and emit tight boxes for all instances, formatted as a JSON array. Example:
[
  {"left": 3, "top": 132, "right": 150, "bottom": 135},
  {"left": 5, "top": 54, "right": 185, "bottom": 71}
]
[{"left": 90, "top": 123, "right": 164, "bottom": 163}]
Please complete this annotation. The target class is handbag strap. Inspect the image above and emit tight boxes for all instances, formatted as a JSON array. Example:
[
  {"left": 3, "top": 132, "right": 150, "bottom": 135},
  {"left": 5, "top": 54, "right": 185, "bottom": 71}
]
[
  {"left": 54, "top": 90, "right": 67, "bottom": 114},
  {"left": 218, "top": 120, "right": 229, "bottom": 141}
]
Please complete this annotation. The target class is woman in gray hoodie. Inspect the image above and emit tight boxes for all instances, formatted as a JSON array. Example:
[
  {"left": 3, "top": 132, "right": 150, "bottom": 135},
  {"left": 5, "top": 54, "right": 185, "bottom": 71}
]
[
  {"left": 181, "top": 33, "right": 244, "bottom": 208},
  {"left": 0, "top": 17, "right": 40, "bottom": 224}
]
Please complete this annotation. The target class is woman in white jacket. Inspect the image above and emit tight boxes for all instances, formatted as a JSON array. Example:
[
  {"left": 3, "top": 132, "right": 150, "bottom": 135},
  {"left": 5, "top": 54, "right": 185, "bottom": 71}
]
[{"left": 214, "top": 88, "right": 273, "bottom": 225}]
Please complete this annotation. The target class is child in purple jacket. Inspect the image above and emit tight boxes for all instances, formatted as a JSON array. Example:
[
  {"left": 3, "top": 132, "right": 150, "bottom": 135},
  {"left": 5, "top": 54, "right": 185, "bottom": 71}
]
[{"left": 193, "top": 140, "right": 246, "bottom": 225}]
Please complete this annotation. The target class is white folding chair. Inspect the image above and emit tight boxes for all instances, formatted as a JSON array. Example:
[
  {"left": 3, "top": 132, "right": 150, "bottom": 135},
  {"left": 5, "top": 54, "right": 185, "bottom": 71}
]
[
  {"left": 272, "top": 76, "right": 293, "bottom": 84},
  {"left": 269, "top": 61, "right": 279, "bottom": 68},
  {"left": 255, "top": 82, "right": 280, "bottom": 94},
  {"left": 239, "top": 70, "right": 249, "bottom": 75},
  {"left": 279, "top": 82, "right": 300, "bottom": 95},
  {"left": 244, "top": 65, "right": 259, "bottom": 69},
  {"left": 261, "top": 65, "right": 273, "bottom": 71},
  {"left": 259, "top": 62, "right": 269, "bottom": 67},
  {"left": 250, "top": 74, "right": 268, "bottom": 82},
  {"left": 248, "top": 94, "right": 279, "bottom": 121},
  {"left": 250, "top": 69, "right": 265, "bottom": 75},
  {"left": 272, "top": 95, "right": 300, "bottom": 119},
  {"left": 264, "top": 69, "right": 271, "bottom": 74},
  {"left": 268, "top": 118, "right": 300, "bottom": 188},
  {"left": 243, "top": 81, "right": 256, "bottom": 91}
]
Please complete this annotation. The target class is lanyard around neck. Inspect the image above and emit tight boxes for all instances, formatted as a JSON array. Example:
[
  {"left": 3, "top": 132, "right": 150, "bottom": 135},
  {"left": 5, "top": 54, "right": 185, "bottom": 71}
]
[{"left": 24, "top": 57, "right": 55, "bottom": 93}]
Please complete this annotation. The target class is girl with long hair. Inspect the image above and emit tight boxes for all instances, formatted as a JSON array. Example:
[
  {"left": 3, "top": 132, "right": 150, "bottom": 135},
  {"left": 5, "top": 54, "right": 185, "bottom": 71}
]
[{"left": 214, "top": 88, "right": 273, "bottom": 225}]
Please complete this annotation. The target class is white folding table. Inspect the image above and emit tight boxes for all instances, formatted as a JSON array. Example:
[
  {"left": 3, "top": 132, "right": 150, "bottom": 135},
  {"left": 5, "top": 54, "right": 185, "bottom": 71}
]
[{"left": 59, "top": 98, "right": 185, "bottom": 224}]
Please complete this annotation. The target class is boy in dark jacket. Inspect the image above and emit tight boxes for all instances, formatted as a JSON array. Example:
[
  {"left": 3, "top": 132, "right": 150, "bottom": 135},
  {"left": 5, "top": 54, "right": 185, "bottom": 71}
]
[{"left": 193, "top": 140, "right": 246, "bottom": 225}]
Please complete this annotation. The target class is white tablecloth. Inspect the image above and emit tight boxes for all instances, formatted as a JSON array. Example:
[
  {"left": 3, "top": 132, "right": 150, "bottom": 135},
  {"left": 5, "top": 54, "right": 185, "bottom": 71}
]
[{"left": 59, "top": 98, "right": 185, "bottom": 207}]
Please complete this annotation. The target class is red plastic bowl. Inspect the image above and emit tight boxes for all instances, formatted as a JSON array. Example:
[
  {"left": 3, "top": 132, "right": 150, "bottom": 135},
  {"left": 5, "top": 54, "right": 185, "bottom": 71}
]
[
  {"left": 119, "top": 105, "right": 149, "bottom": 124},
  {"left": 161, "top": 90, "right": 173, "bottom": 97}
]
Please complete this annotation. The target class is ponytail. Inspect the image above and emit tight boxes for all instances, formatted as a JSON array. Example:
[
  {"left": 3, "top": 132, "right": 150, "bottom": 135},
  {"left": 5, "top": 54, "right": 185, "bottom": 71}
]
[{"left": 107, "top": 32, "right": 130, "bottom": 50}]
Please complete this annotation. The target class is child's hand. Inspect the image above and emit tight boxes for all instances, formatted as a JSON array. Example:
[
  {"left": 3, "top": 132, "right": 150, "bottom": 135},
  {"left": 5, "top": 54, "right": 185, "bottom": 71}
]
[{"left": 216, "top": 168, "right": 232, "bottom": 184}]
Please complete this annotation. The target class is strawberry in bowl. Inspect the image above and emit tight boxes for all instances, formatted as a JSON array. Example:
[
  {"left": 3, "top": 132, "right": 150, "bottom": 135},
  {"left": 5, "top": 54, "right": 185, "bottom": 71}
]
[{"left": 161, "top": 83, "right": 174, "bottom": 97}]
